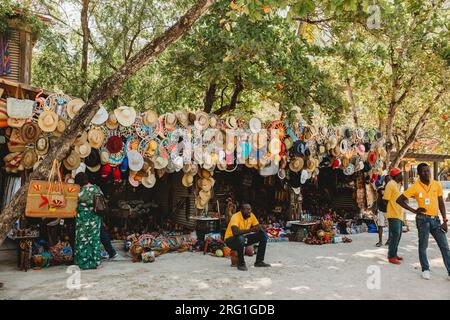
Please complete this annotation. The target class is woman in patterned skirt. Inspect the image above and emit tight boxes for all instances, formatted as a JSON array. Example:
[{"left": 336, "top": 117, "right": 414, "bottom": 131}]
[{"left": 74, "top": 172, "right": 103, "bottom": 270}]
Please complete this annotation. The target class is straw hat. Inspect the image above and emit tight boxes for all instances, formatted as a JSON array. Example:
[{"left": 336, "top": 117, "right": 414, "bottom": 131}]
[
  {"left": 198, "top": 168, "right": 212, "bottom": 179},
  {"left": 7, "top": 118, "right": 26, "bottom": 128},
  {"left": 75, "top": 142, "right": 92, "bottom": 158},
  {"left": 67, "top": 99, "right": 85, "bottom": 119},
  {"left": 284, "top": 137, "right": 293, "bottom": 150},
  {"left": 91, "top": 105, "right": 108, "bottom": 125},
  {"left": 21, "top": 149, "right": 38, "bottom": 169},
  {"left": 356, "top": 128, "right": 365, "bottom": 140},
  {"left": 88, "top": 128, "right": 105, "bottom": 149},
  {"left": 194, "top": 112, "right": 210, "bottom": 130},
  {"left": 114, "top": 106, "right": 136, "bottom": 127},
  {"left": 143, "top": 110, "right": 159, "bottom": 127},
  {"left": 339, "top": 139, "right": 349, "bottom": 154},
  {"left": 331, "top": 145, "right": 341, "bottom": 157},
  {"left": 63, "top": 150, "right": 81, "bottom": 170},
  {"left": 52, "top": 117, "right": 68, "bottom": 138},
  {"left": 142, "top": 173, "right": 156, "bottom": 188},
  {"left": 175, "top": 111, "right": 189, "bottom": 127},
  {"left": 225, "top": 116, "right": 238, "bottom": 130},
  {"left": 209, "top": 115, "right": 220, "bottom": 128},
  {"left": 199, "top": 189, "right": 211, "bottom": 202},
  {"left": 153, "top": 156, "right": 169, "bottom": 170},
  {"left": 127, "top": 150, "right": 144, "bottom": 171},
  {"left": 306, "top": 158, "right": 317, "bottom": 172},
  {"left": 106, "top": 112, "right": 119, "bottom": 129},
  {"left": 197, "top": 177, "right": 214, "bottom": 192},
  {"left": 182, "top": 173, "right": 194, "bottom": 187},
  {"left": 100, "top": 151, "right": 110, "bottom": 165},
  {"left": 35, "top": 136, "right": 49, "bottom": 156},
  {"left": 249, "top": 117, "right": 262, "bottom": 133},
  {"left": 289, "top": 157, "right": 304, "bottom": 173},
  {"left": 195, "top": 196, "right": 208, "bottom": 209},
  {"left": 155, "top": 168, "right": 166, "bottom": 178},
  {"left": 327, "top": 136, "right": 338, "bottom": 149},
  {"left": 20, "top": 122, "right": 41, "bottom": 144},
  {"left": 172, "top": 155, "right": 184, "bottom": 172},
  {"left": 38, "top": 110, "right": 59, "bottom": 132},
  {"left": 164, "top": 113, "right": 177, "bottom": 130},
  {"left": 342, "top": 156, "right": 350, "bottom": 168}
]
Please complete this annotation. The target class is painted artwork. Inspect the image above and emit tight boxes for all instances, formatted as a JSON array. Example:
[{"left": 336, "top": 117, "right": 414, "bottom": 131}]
[{"left": 0, "top": 33, "right": 11, "bottom": 75}]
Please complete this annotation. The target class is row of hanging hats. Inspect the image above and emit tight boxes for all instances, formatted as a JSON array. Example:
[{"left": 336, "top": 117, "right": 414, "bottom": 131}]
[{"left": 1, "top": 94, "right": 387, "bottom": 190}]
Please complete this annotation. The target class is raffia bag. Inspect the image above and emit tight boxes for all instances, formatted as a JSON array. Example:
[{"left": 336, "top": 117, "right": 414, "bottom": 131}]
[{"left": 25, "top": 160, "right": 80, "bottom": 218}]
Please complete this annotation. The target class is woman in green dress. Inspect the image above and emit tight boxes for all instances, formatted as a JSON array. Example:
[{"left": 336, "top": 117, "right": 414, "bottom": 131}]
[{"left": 74, "top": 172, "right": 103, "bottom": 270}]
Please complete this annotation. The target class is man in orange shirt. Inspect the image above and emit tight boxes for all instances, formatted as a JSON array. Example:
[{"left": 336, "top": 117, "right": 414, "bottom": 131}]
[
  {"left": 224, "top": 202, "right": 270, "bottom": 271},
  {"left": 397, "top": 163, "right": 449, "bottom": 280}
]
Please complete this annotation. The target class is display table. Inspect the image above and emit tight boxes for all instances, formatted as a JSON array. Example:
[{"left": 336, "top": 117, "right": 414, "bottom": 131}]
[{"left": 288, "top": 221, "right": 319, "bottom": 242}]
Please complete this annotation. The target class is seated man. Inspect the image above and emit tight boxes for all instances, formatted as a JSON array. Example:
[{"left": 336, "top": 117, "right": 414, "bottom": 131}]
[{"left": 224, "top": 202, "right": 270, "bottom": 271}]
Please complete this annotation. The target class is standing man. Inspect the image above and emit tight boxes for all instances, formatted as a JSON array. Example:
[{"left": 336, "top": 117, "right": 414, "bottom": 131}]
[
  {"left": 397, "top": 163, "right": 449, "bottom": 280},
  {"left": 225, "top": 202, "right": 271, "bottom": 271},
  {"left": 383, "top": 168, "right": 404, "bottom": 264},
  {"left": 375, "top": 175, "right": 390, "bottom": 247}
]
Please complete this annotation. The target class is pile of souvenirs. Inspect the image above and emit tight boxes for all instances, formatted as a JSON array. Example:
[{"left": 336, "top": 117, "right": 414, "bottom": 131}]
[
  {"left": 125, "top": 232, "right": 196, "bottom": 263},
  {"left": 1, "top": 95, "right": 388, "bottom": 198}
]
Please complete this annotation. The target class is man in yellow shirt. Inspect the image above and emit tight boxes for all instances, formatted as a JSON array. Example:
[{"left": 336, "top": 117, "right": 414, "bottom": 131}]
[
  {"left": 383, "top": 168, "right": 404, "bottom": 265},
  {"left": 224, "top": 202, "right": 270, "bottom": 271},
  {"left": 397, "top": 163, "right": 449, "bottom": 281}
]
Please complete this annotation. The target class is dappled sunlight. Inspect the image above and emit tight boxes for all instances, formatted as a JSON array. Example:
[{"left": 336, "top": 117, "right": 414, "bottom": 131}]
[
  {"left": 290, "top": 286, "right": 310, "bottom": 292},
  {"left": 352, "top": 248, "right": 386, "bottom": 259}
]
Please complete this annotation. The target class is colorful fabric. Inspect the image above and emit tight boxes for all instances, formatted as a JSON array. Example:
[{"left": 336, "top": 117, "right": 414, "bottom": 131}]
[
  {"left": 74, "top": 184, "right": 103, "bottom": 270},
  {"left": 402, "top": 179, "right": 443, "bottom": 216},
  {"left": 224, "top": 211, "right": 259, "bottom": 240},
  {"left": 383, "top": 180, "right": 403, "bottom": 219},
  {"left": 0, "top": 33, "right": 10, "bottom": 75}
]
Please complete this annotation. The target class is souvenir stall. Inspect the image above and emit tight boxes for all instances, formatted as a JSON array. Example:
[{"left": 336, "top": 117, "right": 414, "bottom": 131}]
[{"left": 1, "top": 81, "right": 388, "bottom": 266}]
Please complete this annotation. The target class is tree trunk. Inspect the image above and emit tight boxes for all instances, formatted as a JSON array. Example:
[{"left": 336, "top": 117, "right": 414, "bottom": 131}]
[
  {"left": 345, "top": 77, "right": 358, "bottom": 127},
  {"left": 81, "top": 0, "right": 90, "bottom": 99},
  {"left": 213, "top": 75, "right": 243, "bottom": 115},
  {"left": 0, "top": 0, "right": 216, "bottom": 246},
  {"left": 203, "top": 82, "right": 217, "bottom": 113},
  {"left": 390, "top": 89, "right": 446, "bottom": 169}
]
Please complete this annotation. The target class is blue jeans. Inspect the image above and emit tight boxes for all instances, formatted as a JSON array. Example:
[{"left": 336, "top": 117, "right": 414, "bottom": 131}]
[
  {"left": 100, "top": 223, "right": 117, "bottom": 258},
  {"left": 416, "top": 215, "right": 450, "bottom": 275},
  {"left": 387, "top": 218, "right": 403, "bottom": 259},
  {"left": 225, "top": 230, "right": 268, "bottom": 266}
]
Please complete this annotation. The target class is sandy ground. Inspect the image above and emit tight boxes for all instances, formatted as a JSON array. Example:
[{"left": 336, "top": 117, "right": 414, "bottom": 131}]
[{"left": 1, "top": 218, "right": 449, "bottom": 300}]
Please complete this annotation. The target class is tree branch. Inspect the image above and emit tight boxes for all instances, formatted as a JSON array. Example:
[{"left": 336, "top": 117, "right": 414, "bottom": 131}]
[
  {"left": 213, "top": 75, "right": 243, "bottom": 115},
  {"left": 203, "top": 82, "right": 217, "bottom": 113}
]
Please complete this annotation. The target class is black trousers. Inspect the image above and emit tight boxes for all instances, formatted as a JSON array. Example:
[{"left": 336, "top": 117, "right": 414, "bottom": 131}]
[{"left": 225, "top": 230, "right": 268, "bottom": 265}]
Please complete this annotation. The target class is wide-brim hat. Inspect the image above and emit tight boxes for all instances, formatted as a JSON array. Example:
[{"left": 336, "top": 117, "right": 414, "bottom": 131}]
[
  {"left": 225, "top": 116, "right": 238, "bottom": 130},
  {"left": 67, "top": 99, "right": 85, "bottom": 119},
  {"left": 75, "top": 142, "right": 92, "bottom": 158},
  {"left": 327, "top": 136, "right": 338, "bottom": 149},
  {"left": 106, "top": 135, "right": 123, "bottom": 153},
  {"left": 100, "top": 150, "right": 110, "bottom": 165},
  {"left": 38, "top": 110, "right": 59, "bottom": 132},
  {"left": 106, "top": 112, "right": 119, "bottom": 129},
  {"left": 87, "top": 163, "right": 101, "bottom": 173},
  {"left": 84, "top": 148, "right": 101, "bottom": 168},
  {"left": 91, "top": 105, "right": 108, "bottom": 125},
  {"left": 278, "top": 168, "right": 286, "bottom": 180},
  {"left": 128, "top": 172, "right": 140, "bottom": 187},
  {"left": 35, "top": 136, "right": 49, "bottom": 155},
  {"left": 198, "top": 168, "right": 212, "bottom": 179},
  {"left": 356, "top": 143, "right": 365, "bottom": 156},
  {"left": 331, "top": 145, "right": 341, "bottom": 157},
  {"left": 339, "top": 139, "right": 349, "bottom": 154},
  {"left": 182, "top": 173, "right": 194, "bottom": 187},
  {"left": 175, "top": 110, "right": 189, "bottom": 127},
  {"left": 53, "top": 117, "right": 68, "bottom": 138},
  {"left": 378, "top": 147, "right": 387, "bottom": 160},
  {"left": 153, "top": 156, "right": 169, "bottom": 170},
  {"left": 21, "top": 149, "right": 38, "bottom": 169},
  {"left": 199, "top": 189, "right": 211, "bottom": 202},
  {"left": 209, "top": 115, "right": 220, "bottom": 128},
  {"left": 249, "top": 117, "right": 262, "bottom": 133},
  {"left": 73, "top": 131, "right": 87, "bottom": 147},
  {"left": 194, "top": 111, "right": 209, "bottom": 130},
  {"left": 127, "top": 150, "right": 144, "bottom": 171},
  {"left": 142, "top": 173, "right": 156, "bottom": 188},
  {"left": 300, "top": 169, "right": 309, "bottom": 184},
  {"left": 195, "top": 196, "right": 208, "bottom": 209},
  {"left": 284, "top": 137, "right": 293, "bottom": 150},
  {"left": 344, "top": 128, "right": 353, "bottom": 139},
  {"left": 289, "top": 157, "right": 304, "bottom": 173},
  {"left": 143, "top": 110, "right": 159, "bottom": 127},
  {"left": 20, "top": 122, "right": 41, "bottom": 144},
  {"left": 356, "top": 128, "right": 365, "bottom": 140},
  {"left": 343, "top": 163, "right": 355, "bottom": 175},
  {"left": 63, "top": 150, "right": 81, "bottom": 170},
  {"left": 164, "top": 113, "right": 177, "bottom": 130},
  {"left": 306, "top": 158, "right": 317, "bottom": 172},
  {"left": 355, "top": 160, "right": 365, "bottom": 172},
  {"left": 197, "top": 177, "right": 214, "bottom": 192},
  {"left": 88, "top": 128, "right": 105, "bottom": 149},
  {"left": 114, "top": 106, "right": 137, "bottom": 127}
]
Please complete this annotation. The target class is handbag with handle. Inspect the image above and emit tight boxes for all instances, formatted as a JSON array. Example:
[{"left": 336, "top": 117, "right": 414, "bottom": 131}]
[
  {"left": 93, "top": 193, "right": 108, "bottom": 215},
  {"left": 25, "top": 160, "right": 79, "bottom": 218}
]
